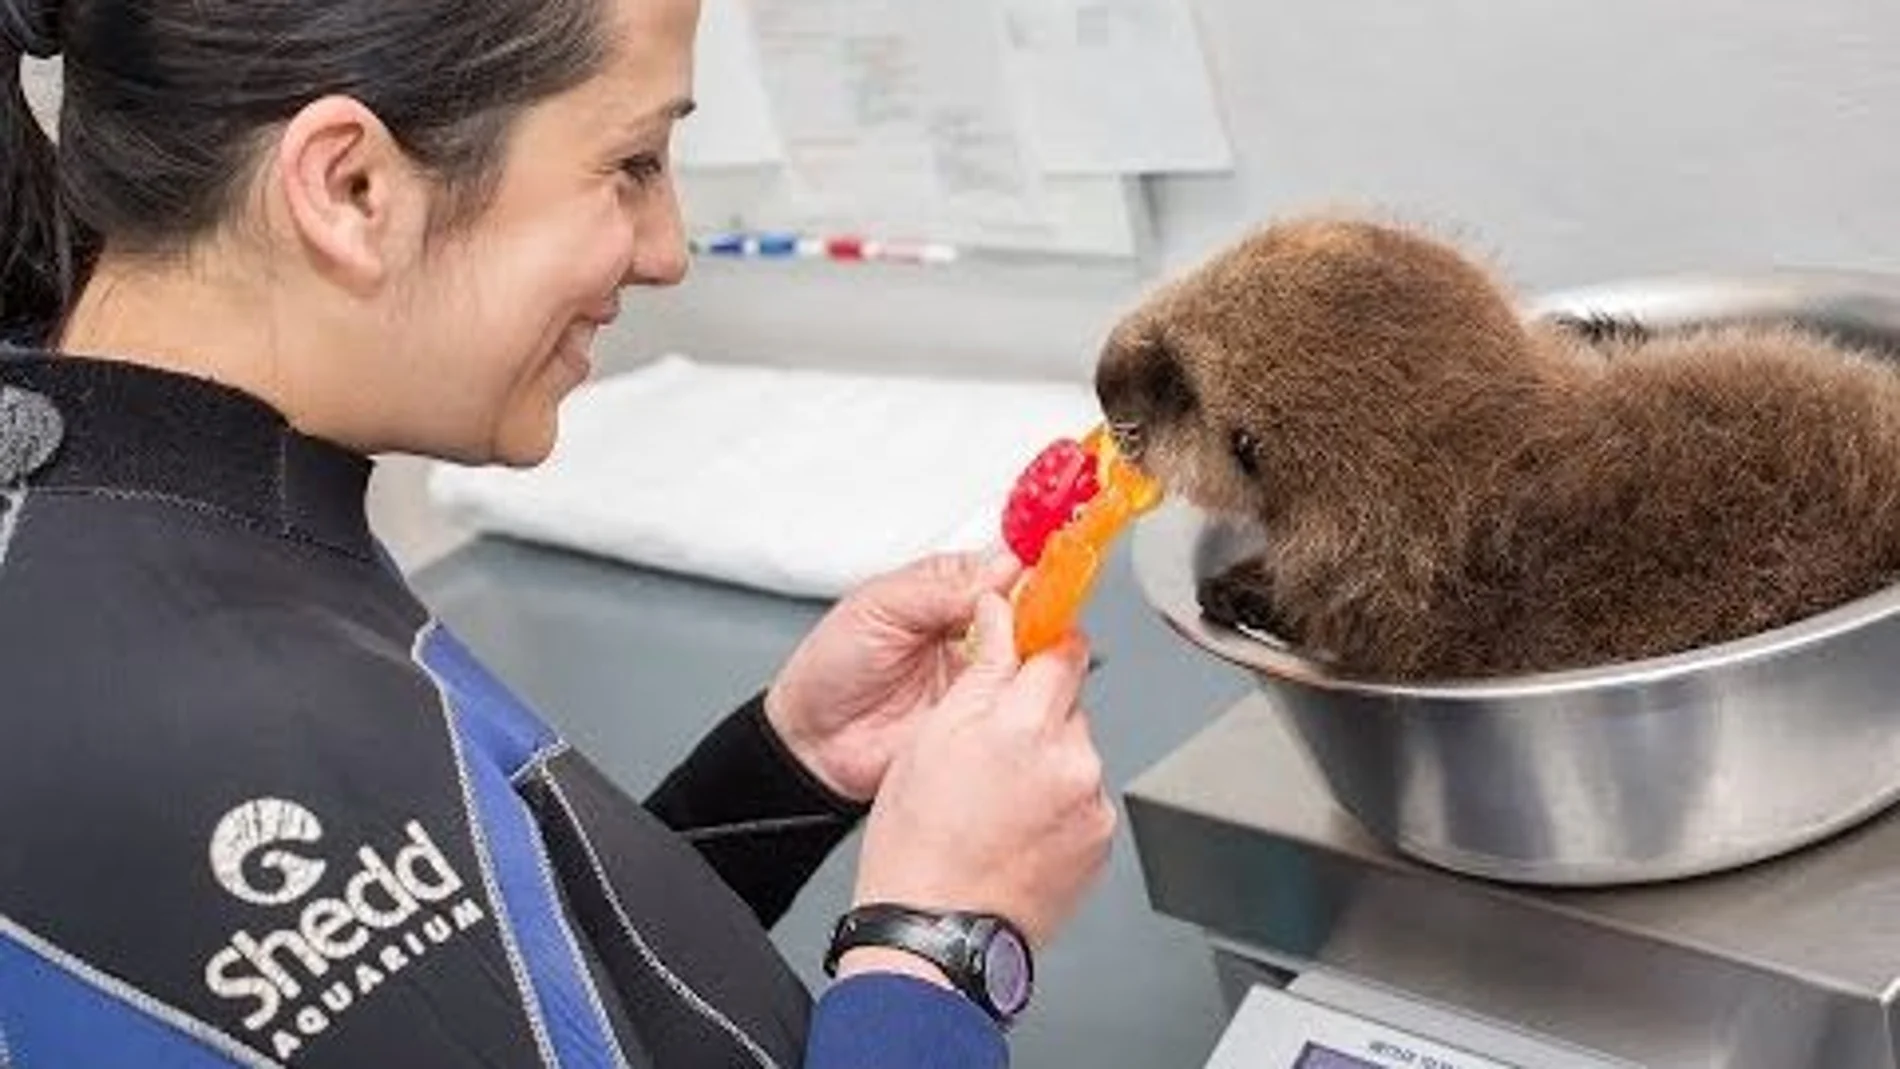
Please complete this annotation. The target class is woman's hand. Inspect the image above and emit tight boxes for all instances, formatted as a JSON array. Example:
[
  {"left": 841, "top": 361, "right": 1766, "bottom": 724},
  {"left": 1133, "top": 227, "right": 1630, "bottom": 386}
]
[
  {"left": 766, "top": 549, "right": 1022, "bottom": 802},
  {"left": 845, "top": 592, "right": 1114, "bottom": 951}
]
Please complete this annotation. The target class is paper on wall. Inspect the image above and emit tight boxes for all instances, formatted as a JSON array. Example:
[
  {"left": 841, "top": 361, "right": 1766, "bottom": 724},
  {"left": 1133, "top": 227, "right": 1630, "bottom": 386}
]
[
  {"left": 674, "top": 0, "right": 785, "bottom": 168},
  {"left": 999, "top": 0, "right": 1233, "bottom": 175},
  {"left": 740, "top": 0, "right": 1141, "bottom": 257}
]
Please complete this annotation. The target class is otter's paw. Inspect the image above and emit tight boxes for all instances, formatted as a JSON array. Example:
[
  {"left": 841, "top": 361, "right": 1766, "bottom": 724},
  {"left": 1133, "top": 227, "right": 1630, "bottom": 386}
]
[
  {"left": 1544, "top": 309, "right": 1650, "bottom": 348},
  {"left": 1197, "top": 566, "right": 1293, "bottom": 640}
]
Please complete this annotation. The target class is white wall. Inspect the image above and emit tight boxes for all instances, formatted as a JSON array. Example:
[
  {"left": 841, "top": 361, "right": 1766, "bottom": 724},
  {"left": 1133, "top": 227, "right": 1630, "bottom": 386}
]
[
  {"left": 28, "top": 3, "right": 1900, "bottom": 387},
  {"left": 610, "top": 0, "right": 1900, "bottom": 383}
]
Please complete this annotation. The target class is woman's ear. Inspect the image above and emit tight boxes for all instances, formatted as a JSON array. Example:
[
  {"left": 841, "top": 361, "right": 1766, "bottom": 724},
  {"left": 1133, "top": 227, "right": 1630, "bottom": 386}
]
[{"left": 273, "top": 96, "right": 429, "bottom": 294}]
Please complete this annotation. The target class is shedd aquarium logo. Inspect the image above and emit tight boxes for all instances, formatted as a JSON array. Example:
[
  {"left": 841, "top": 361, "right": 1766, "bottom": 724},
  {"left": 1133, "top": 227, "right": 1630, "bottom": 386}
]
[{"left": 203, "top": 798, "right": 488, "bottom": 1061}]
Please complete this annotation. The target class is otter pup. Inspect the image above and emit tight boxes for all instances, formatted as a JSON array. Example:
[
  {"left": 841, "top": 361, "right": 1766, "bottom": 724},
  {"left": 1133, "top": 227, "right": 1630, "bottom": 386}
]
[{"left": 1097, "top": 217, "right": 1900, "bottom": 680}]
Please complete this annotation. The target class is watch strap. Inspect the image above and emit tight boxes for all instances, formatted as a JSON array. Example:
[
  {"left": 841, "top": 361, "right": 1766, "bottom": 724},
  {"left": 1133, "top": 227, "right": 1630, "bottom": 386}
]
[{"left": 824, "top": 903, "right": 1021, "bottom": 1023}]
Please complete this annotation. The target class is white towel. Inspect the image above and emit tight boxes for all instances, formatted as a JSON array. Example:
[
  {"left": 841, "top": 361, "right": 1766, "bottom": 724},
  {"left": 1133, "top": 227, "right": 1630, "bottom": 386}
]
[{"left": 428, "top": 355, "right": 1102, "bottom": 599}]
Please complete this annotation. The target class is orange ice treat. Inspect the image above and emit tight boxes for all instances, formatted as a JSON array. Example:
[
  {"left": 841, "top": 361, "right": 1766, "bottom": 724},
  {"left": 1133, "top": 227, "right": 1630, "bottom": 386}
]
[{"left": 1008, "top": 426, "right": 1162, "bottom": 658}]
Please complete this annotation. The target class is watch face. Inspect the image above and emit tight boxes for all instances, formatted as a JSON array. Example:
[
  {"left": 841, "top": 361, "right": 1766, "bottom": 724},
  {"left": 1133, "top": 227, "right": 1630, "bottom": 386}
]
[{"left": 981, "top": 928, "right": 1032, "bottom": 1016}]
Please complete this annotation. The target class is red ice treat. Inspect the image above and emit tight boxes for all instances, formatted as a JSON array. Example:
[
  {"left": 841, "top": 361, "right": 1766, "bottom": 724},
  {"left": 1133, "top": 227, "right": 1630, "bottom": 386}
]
[{"left": 1002, "top": 438, "right": 1102, "bottom": 565}]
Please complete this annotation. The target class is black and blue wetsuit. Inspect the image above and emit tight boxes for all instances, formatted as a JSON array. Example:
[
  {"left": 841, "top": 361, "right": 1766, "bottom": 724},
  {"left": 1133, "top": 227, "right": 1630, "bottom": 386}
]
[{"left": 0, "top": 353, "right": 1005, "bottom": 1068}]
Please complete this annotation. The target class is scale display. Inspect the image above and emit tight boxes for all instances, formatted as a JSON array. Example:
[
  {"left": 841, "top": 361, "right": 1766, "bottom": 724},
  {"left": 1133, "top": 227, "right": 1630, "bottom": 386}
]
[
  {"left": 1203, "top": 985, "right": 1533, "bottom": 1069},
  {"left": 1294, "top": 1044, "right": 1382, "bottom": 1069}
]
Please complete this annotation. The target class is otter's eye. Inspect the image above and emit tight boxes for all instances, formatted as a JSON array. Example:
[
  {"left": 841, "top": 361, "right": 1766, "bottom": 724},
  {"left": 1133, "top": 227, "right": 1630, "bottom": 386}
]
[{"left": 1230, "top": 429, "right": 1262, "bottom": 477}]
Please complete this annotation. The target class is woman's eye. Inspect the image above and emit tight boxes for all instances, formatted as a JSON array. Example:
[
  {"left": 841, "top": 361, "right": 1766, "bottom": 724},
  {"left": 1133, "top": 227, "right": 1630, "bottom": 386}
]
[
  {"left": 1230, "top": 428, "right": 1262, "bottom": 477},
  {"left": 618, "top": 154, "right": 666, "bottom": 188}
]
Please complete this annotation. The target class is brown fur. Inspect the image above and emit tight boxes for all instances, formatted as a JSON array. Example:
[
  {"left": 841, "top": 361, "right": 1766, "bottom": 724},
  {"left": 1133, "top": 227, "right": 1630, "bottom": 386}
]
[{"left": 1096, "top": 217, "right": 1900, "bottom": 680}]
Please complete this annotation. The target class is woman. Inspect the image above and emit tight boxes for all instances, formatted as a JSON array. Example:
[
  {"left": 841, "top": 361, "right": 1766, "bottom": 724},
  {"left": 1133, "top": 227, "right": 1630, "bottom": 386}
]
[{"left": 0, "top": 0, "right": 1116, "bottom": 1065}]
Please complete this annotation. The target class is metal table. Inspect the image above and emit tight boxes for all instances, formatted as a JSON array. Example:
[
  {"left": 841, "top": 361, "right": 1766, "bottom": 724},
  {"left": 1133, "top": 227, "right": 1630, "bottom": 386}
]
[
  {"left": 414, "top": 536, "right": 1250, "bottom": 1068},
  {"left": 1129, "top": 692, "right": 1900, "bottom": 1068}
]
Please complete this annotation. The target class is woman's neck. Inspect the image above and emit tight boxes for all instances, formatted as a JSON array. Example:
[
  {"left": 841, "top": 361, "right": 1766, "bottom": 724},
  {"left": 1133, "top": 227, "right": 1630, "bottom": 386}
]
[
  {"left": 63, "top": 251, "right": 280, "bottom": 389},
  {"left": 59, "top": 249, "right": 371, "bottom": 450}
]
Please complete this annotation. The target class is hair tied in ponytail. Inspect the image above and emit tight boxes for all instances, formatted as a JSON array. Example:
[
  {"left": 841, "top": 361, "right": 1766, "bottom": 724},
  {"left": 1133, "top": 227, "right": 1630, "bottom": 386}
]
[
  {"left": 0, "top": 0, "right": 60, "bottom": 59},
  {"left": 2, "top": 0, "right": 66, "bottom": 343}
]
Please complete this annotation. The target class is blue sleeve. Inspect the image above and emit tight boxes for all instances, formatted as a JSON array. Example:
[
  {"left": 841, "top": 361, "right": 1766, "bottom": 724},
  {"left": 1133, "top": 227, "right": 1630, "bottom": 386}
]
[{"left": 805, "top": 974, "right": 1008, "bottom": 1069}]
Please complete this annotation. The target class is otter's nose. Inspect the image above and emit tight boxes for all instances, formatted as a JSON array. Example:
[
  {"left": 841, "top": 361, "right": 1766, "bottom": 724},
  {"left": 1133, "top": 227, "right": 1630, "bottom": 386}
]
[
  {"left": 1094, "top": 332, "right": 1195, "bottom": 462},
  {"left": 1107, "top": 420, "right": 1145, "bottom": 462}
]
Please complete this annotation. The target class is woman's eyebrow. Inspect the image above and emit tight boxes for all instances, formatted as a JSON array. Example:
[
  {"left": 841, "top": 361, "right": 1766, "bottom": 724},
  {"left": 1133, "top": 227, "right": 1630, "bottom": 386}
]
[{"left": 646, "top": 97, "right": 699, "bottom": 125}]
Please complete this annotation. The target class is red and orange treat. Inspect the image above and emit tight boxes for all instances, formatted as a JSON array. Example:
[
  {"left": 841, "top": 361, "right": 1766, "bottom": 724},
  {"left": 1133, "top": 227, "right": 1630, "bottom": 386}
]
[{"left": 1001, "top": 426, "right": 1162, "bottom": 657}]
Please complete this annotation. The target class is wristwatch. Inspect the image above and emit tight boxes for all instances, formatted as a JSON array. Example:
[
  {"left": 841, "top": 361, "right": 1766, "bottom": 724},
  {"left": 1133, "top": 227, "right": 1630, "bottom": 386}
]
[{"left": 823, "top": 903, "right": 1035, "bottom": 1026}]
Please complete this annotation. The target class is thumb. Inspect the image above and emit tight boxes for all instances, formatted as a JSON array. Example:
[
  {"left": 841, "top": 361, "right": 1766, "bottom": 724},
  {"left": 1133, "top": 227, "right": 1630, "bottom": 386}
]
[
  {"left": 946, "top": 592, "right": 1019, "bottom": 700},
  {"left": 872, "top": 550, "right": 1021, "bottom": 635}
]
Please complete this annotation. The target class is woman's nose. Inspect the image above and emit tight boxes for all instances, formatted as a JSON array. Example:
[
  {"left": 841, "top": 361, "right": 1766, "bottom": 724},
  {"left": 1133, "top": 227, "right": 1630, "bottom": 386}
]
[{"left": 623, "top": 183, "right": 690, "bottom": 288}]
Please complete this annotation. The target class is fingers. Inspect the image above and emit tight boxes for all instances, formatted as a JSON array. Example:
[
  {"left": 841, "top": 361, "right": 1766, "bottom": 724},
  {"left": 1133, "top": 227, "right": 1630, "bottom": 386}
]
[
  {"left": 1003, "top": 634, "right": 1091, "bottom": 731},
  {"left": 865, "top": 550, "right": 1022, "bottom": 635},
  {"left": 968, "top": 545, "right": 1023, "bottom": 593},
  {"left": 1058, "top": 711, "right": 1119, "bottom": 879},
  {"left": 1056, "top": 710, "right": 1106, "bottom": 797},
  {"left": 946, "top": 592, "right": 1019, "bottom": 697},
  {"left": 1072, "top": 721, "right": 1119, "bottom": 866}
]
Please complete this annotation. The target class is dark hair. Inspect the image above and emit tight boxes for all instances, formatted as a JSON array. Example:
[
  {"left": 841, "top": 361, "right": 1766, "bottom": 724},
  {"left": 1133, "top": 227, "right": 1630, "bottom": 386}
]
[{"left": 1, "top": 0, "right": 610, "bottom": 345}]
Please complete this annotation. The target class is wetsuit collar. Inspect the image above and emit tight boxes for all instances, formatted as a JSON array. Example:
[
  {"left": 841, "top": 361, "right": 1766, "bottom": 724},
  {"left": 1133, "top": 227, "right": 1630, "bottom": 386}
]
[{"left": 0, "top": 352, "right": 377, "bottom": 560}]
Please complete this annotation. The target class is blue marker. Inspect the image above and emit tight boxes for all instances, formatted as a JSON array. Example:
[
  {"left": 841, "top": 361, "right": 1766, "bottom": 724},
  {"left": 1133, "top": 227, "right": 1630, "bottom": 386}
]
[
  {"left": 756, "top": 232, "right": 800, "bottom": 257},
  {"left": 703, "top": 232, "right": 748, "bottom": 256}
]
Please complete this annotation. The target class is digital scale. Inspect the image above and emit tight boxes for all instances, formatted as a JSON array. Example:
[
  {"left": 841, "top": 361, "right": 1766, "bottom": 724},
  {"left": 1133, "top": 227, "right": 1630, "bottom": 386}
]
[
  {"left": 1129, "top": 694, "right": 1900, "bottom": 1068},
  {"left": 1204, "top": 974, "right": 1628, "bottom": 1069}
]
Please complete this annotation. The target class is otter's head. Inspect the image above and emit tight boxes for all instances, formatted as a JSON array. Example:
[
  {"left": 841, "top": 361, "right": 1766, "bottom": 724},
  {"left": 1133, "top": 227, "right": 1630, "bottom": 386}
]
[{"left": 1095, "top": 217, "right": 1530, "bottom": 521}]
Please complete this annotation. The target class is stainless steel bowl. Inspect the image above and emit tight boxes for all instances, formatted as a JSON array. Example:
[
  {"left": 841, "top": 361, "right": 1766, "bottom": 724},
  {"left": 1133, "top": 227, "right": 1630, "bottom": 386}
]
[{"left": 1132, "top": 271, "right": 1900, "bottom": 886}]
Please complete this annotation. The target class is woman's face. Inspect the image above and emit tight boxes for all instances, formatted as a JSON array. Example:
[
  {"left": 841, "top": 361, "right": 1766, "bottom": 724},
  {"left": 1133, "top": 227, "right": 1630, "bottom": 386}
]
[{"left": 389, "top": 0, "right": 700, "bottom": 465}]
